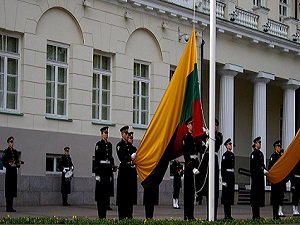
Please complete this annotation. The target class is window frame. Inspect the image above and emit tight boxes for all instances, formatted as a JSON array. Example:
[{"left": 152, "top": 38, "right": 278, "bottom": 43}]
[
  {"left": 133, "top": 60, "right": 150, "bottom": 128},
  {"left": 46, "top": 41, "right": 69, "bottom": 119},
  {"left": 92, "top": 52, "right": 112, "bottom": 123},
  {"left": 279, "top": 0, "right": 289, "bottom": 22},
  {"left": 45, "top": 153, "right": 62, "bottom": 174},
  {"left": 0, "top": 33, "right": 21, "bottom": 113},
  {"left": 253, "top": 0, "right": 265, "bottom": 7}
]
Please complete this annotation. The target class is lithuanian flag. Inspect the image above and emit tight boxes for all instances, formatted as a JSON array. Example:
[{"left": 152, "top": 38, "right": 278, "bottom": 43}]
[
  {"left": 267, "top": 129, "right": 300, "bottom": 184},
  {"left": 134, "top": 30, "right": 204, "bottom": 187}
]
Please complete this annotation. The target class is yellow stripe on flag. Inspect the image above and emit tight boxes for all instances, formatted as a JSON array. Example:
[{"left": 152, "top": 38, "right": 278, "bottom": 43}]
[
  {"left": 134, "top": 30, "right": 197, "bottom": 182},
  {"left": 267, "top": 129, "right": 300, "bottom": 184}
]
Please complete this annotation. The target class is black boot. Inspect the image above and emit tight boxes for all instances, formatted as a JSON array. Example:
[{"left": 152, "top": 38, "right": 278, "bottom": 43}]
[
  {"left": 6, "top": 197, "right": 16, "bottom": 212},
  {"left": 62, "top": 194, "right": 70, "bottom": 206}
]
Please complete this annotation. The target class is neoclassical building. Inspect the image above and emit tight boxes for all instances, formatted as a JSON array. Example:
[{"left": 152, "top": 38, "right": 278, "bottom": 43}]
[{"left": 0, "top": 0, "right": 299, "bottom": 206}]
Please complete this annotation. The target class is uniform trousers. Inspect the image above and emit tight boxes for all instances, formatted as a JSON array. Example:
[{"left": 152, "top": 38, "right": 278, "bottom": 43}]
[{"left": 118, "top": 203, "right": 133, "bottom": 219}]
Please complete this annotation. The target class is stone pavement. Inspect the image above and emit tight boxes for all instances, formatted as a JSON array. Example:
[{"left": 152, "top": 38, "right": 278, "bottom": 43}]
[{"left": 0, "top": 204, "right": 295, "bottom": 220}]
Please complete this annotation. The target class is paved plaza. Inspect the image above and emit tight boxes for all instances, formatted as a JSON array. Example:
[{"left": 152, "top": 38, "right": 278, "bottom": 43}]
[{"left": 0, "top": 204, "right": 295, "bottom": 221}]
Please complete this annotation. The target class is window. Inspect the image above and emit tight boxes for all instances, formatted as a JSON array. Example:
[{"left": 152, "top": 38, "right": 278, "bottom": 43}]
[
  {"left": 279, "top": 0, "right": 289, "bottom": 21},
  {"left": 133, "top": 61, "right": 150, "bottom": 126},
  {"left": 253, "top": 0, "right": 262, "bottom": 7},
  {"left": 0, "top": 34, "right": 20, "bottom": 111},
  {"left": 46, "top": 43, "right": 68, "bottom": 117},
  {"left": 92, "top": 53, "right": 111, "bottom": 121},
  {"left": 46, "top": 154, "right": 62, "bottom": 173},
  {"left": 170, "top": 66, "right": 176, "bottom": 81}
]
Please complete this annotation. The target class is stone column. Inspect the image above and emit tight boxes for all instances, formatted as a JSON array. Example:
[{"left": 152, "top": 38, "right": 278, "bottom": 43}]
[
  {"left": 252, "top": 72, "right": 274, "bottom": 163},
  {"left": 281, "top": 79, "right": 300, "bottom": 148},
  {"left": 219, "top": 63, "right": 243, "bottom": 157}
]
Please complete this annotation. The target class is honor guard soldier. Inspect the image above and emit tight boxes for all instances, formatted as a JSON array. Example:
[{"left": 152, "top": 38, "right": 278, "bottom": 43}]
[
  {"left": 182, "top": 117, "right": 203, "bottom": 220},
  {"left": 127, "top": 132, "right": 137, "bottom": 207},
  {"left": 250, "top": 136, "right": 268, "bottom": 219},
  {"left": 290, "top": 160, "right": 300, "bottom": 216},
  {"left": 60, "top": 146, "right": 74, "bottom": 206},
  {"left": 116, "top": 126, "right": 136, "bottom": 219},
  {"left": 170, "top": 158, "right": 183, "bottom": 209},
  {"left": 221, "top": 138, "right": 235, "bottom": 220},
  {"left": 197, "top": 119, "right": 222, "bottom": 220},
  {"left": 94, "top": 126, "right": 114, "bottom": 218},
  {"left": 3, "top": 136, "right": 23, "bottom": 212},
  {"left": 268, "top": 140, "right": 285, "bottom": 219}
]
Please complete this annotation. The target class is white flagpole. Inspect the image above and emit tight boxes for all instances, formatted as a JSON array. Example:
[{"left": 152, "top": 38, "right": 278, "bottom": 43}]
[{"left": 208, "top": 0, "right": 216, "bottom": 221}]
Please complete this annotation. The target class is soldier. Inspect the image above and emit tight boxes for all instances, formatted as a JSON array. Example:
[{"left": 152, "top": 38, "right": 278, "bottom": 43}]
[
  {"left": 182, "top": 117, "right": 203, "bottom": 220},
  {"left": 250, "top": 136, "right": 268, "bottom": 219},
  {"left": 94, "top": 126, "right": 114, "bottom": 218},
  {"left": 290, "top": 160, "right": 300, "bottom": 216},
  {"left": 197, "top": 119, "right": 222, "bottom": 220},
  {"left": 3, "top": 136, "right": 23, "bottom": 212},
  {"left": 127, "top": 132, "right": 137, "bottom": 206},
  {"left": 170, "top": 158, "right": 183, "bottom": 209},
  {"left": 221, "top": 138, "right": 235, "bottom": 220},
  {"left": 268, "top": 140, "right": 285, "bottom": 219},
  {"left": 60, "top": 146, "right": 74, "bottom": 206},
  {"left": 116, "top": 126, "right": 136, "bottom": 219}
]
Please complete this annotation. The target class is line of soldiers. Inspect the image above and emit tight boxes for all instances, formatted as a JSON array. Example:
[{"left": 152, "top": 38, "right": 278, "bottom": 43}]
[
  {"left": 250, "top": 137, "right": 300, "bottom": 220},
  {"left": 181, "top": 117, "right": 300, "bottom": 221},
  {"left": 3, "top": 125, "right": 300, "bottom": 220}
]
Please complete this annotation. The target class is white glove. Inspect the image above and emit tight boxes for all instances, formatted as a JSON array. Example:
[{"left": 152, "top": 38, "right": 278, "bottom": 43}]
[
  {"left": 193, "top": 168, "right": 200, "bottom": 175},
  {"left": 63, "top": 168, "right": 67, "bottom": 173},
  {"left": 263, "top": 169, "right": 268, "bottom": 175},
  {"left": 95, "top": 176, "right": 100, "bottom": 181},
  {"left": 203, "top": 127, "right": 209, "bottom": 135},
  {"left": 222, "top": 182, "right": 227, "bottom": 187},
  {"left": 131, "top": 153, "right": 136, "bottom": 160}
]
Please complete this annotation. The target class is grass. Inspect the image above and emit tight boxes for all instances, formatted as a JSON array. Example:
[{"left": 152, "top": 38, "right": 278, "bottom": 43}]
[{"left": 0, "top": 216, "right": 300, "bottom": 224}]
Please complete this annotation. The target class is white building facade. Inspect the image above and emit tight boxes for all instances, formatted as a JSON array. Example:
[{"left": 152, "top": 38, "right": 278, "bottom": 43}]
[{"left": 0, "top": 0, "right": 299, "bottom": 205}]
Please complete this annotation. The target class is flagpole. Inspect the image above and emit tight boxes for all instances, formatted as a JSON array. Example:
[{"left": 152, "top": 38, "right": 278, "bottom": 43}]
[{"left": 208, "top": 0, "right": 216, "bottom": 221}]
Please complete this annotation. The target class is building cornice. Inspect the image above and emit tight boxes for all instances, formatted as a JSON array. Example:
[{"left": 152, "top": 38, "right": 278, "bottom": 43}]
[{"left": 107, "top": 0, "right": 300, "bottom": 56}]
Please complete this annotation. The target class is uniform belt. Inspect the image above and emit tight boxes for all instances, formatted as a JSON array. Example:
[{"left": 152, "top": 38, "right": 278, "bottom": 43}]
[
  {"left": 294, "top": 175, "right": 300, "bottom": 178},
  {"left": 226, "top": 169, "right": 234, "bottom": 172},
  {"left": 99, "top": 160, "right": 110, "bottom": 164},
  {"left": 190, "top": 155, "right": 198, "bottom": 159}
]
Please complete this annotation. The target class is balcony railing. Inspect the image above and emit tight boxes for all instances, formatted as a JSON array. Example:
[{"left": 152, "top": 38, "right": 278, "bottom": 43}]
[
  {"left": 234, "top": 7, "right": 259, "bottom": 30},
  {"left": 267, "top": 19, "right": 288, "bottom": 39}
]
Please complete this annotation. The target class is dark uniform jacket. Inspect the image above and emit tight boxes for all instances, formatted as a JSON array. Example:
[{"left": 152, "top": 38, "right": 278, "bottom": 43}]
[
  {"left": 94, "top": 139, "right": 113, "bottom": 201},
  {"left": 250, "top": 148, "right": 266, "bottom": 207},
  {"left": 221, "top": 150, "right": 235, "bottom": 205},
  {"left": 170, "top": 160, "right": 183, "bottom": 189},
  {"left": 3, "top": 147, "right": 20, "bottom": 198},
  {"left": 268, "top": 151, "right": 285, "bottom": 205},
  {"left": 128, "top": 142, "right": 138, "bottom": 205},
  {"left": 60, "top": 154, "right": 73, "bottom": 194},
  {"left": 198, "top": 132, "right": 222, "bottom": 197},
  {"left": 116, "top": 139, "right": 137, "bottom": 205}
]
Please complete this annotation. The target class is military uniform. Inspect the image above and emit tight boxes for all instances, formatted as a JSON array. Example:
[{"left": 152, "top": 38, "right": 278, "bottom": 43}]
[
  {"left": 116, "top": 126, "right": 136, "bottom": 219},
  {"left": 170, "top": 160, "right": 183, "bottom": 208},
  {"left": 3, "top": 137, "right": 20, "bottom": 212},
  {"left": 290, "top": 161, "right": 300, "bottom": 215},
  {"left": 197, "top": 130, "right": 222, "bottom": 220},
  {"left": 182, "top": 130, "right": 202, "bottom": 220},
  {"left": 250, "top": 136, "right": 266, "bottom": 219},
  {"left": 221, "top": 138, "right": 235, "bottom": 220},
  {"left": 94, "top": 129, "right": 113, "bottom": 218},
  {"left": 268, "top": 142, "right": 285, "bottom": 219},
  {"left": 60, "top": 147, "right": 74, "bottom": 206}
]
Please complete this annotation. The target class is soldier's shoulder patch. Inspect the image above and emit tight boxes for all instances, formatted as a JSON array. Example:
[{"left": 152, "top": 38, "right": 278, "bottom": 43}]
[
  {"left": 251, "top": 154, "right": 254, "bottom": 159},
  {"left": 95, "top": 145, "right": 98, "bottom": 151},
  {"left": 222, "top": 155, "right": 225, "bottom": 160},
  {"left": 117, "top": 146, "right": 120, "bottom": 151}
]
